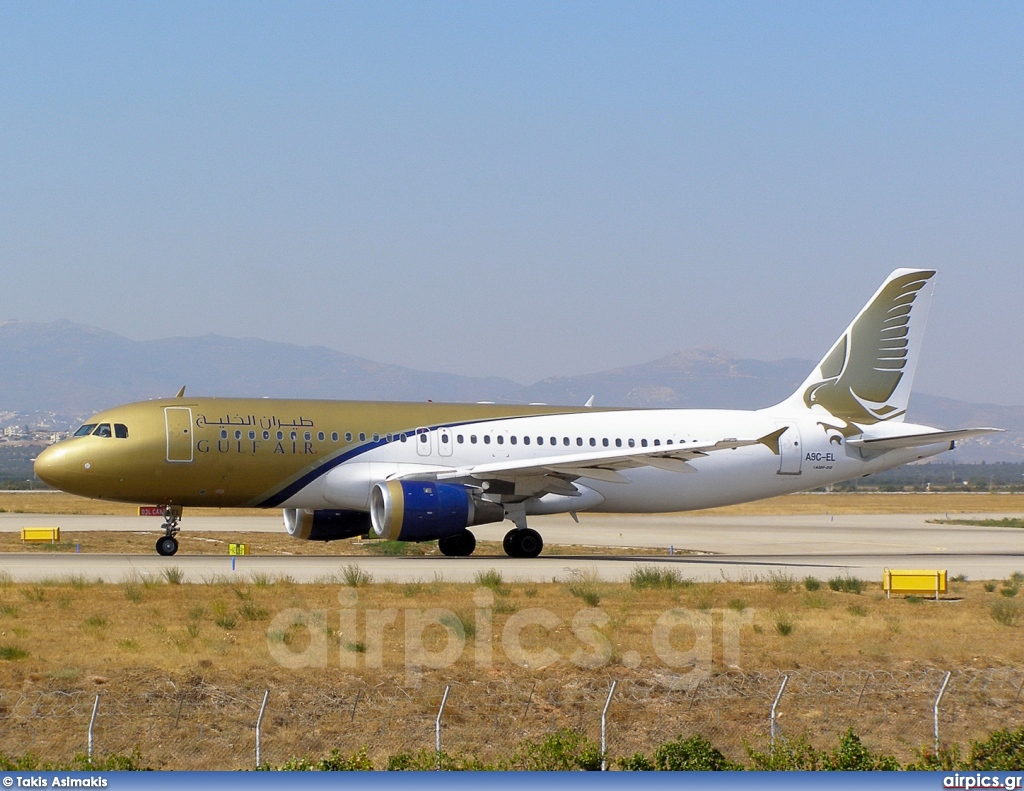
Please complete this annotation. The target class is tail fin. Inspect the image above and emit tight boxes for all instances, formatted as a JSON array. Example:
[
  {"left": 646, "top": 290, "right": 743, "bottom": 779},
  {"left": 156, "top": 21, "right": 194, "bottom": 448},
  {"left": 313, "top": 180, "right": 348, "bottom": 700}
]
[{"left": 782, "top": 269, "right": 936, "bottom": 424}]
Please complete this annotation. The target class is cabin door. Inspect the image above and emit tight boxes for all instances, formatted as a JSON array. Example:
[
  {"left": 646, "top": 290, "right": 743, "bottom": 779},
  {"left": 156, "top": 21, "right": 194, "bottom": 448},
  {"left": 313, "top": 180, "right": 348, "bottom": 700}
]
[
  {"left": 165, "top": 407, "right": 194, "bottom": 463},
  {"left": 775, "top": 422, "right": 803, "bottom": 475}
]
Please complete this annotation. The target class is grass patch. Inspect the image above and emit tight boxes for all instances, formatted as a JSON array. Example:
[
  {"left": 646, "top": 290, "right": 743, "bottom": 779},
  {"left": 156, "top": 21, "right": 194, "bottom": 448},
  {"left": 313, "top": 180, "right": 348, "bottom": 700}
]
[
  {"left": 439, "top": 612, "right": 475, "bottom": 639},
  {"left": 342, "top": 564, "right": 372, "bottom": 587},
  {"left": 83, "top": 615, "right": 107, "bottom": 629},
  {"left": 123, "top": 583, "right": 144, "bottom": 604},
  {"left": 475, "top": 569, "right": 509, "bottom": 594},
  {"left": 991, "top": 600, "right": 1023, "bottom": 627},
  {"left": 772, "top": 612, "right": 794, "bottom": 636},
  {"left": 629, "top": 566, "right": 689, "bottom": 590},
  {"left": 984, "top": 582, "right": 997, "bottom": 593},
  {"left": 162, "top": 567, "right": 185, "bottom": 585},
  {"left": 768, "top": 572, "right": 795, "bottom": 593},
  {"left": 727, "top": 598, "right": 747, "bottom": 612},
  {"left": 828, "top": 576, "right": 865, "bottom": 594},
  {"left": 0, "top": 645, "right": 28, "bottom": 661},
  {"left": 930, "top": 517, "right": 1024, "bottom": 528},
  {"left": 239, "top": 601, "right": 269, "bottom": 621},
  {"left": 848, "top": 605, "right": 868, "bottom": 617},
  {"left": 116, "top": 638, "right": 141, "bottom": 652},
  {"left": 364, "top": 540, "right": 417, "bottom": 556},
  {"left": 803, "top": 576, "right": 822, "bottom": 592}
]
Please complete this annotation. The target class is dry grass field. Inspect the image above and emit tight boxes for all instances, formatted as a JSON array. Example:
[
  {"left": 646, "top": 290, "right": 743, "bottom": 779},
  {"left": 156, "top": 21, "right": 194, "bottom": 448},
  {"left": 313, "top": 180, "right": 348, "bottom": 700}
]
[{"left": 0, "top": 570, "right": 1021, "bottom": 768}]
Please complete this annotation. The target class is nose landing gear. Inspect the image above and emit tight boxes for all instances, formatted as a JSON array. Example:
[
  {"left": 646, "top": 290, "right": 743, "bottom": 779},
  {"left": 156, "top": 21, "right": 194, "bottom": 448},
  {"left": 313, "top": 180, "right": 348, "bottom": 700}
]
[{"left": 155, "top": 505, "right": 182, "bottom": 556}]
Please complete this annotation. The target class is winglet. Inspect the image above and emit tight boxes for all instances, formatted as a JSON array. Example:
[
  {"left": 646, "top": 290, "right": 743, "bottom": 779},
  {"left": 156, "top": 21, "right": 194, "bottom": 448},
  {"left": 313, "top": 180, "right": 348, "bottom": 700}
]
[
  {"left": 175, "top": 386, "right": 186, "bottom": 398},
  {"left": 759, "top": 427, "right": 788, "bottom": 456},
  {"left": 584, "top": 396, "right": 595, "bottom": 408}
]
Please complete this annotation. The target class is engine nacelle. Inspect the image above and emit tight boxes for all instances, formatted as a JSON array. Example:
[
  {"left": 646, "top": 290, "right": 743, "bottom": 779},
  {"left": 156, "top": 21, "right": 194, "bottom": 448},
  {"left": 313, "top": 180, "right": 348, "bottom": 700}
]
[
  {"left": 370, "top": 481, "right": 504, "bottom": 542},
  {"left": 283, "top": 508, "right": 371, "bottom": 541}
]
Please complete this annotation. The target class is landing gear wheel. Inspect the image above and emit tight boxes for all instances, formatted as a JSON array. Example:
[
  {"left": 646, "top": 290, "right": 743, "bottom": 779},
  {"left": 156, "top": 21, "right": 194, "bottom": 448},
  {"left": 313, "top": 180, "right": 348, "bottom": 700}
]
[
  {"left": 439, "top": 530, "right": 476, "bottom": 557},
  {"left": 156, "top": 535, "right": 179, "bottom": 556},
  {"left": 502, "top": 529, "right": 516, "bottom": 556},
  {"left": 505, "top": 528, "right": 543, "bottom": 558}
]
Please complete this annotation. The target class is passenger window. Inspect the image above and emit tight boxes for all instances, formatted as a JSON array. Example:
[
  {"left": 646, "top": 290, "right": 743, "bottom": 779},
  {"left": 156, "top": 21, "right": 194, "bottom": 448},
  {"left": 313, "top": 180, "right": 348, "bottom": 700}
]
[
  {"left": 74, "top": 424, "right": 97, "bottom": 437},
  {"left": 221, "top": 430, "right": 228, "bottom": 440},
  {"left": 537, "top": 437, "right": 544, "bottom": 445},
  {"left": 524, "top": 436, "right": 531, "bottom": 445},
  {"left": 590, "top": 438, "right": 596, "bottom": 447},
  {"left": 576, "top": 437, "right": 583, "bottom": 446},
  {"left": 440, "top": 433, "right": 449, "bottom": 444},
  {"left": 641, "top": 439, "right": 648, "bottom": 448},
  {"left": 235, "top": 430, "right": 242, "bottom": 440},
  {"left": 263, "top": 431, "right": 271, "bottom": 440},
  {"left": 318, "top": 432, "right": 325, "bottom": 441},
  {"left": 497, "top": 435, "right": 504, "bottom": 445},
  {"left": 615, "top": 439, "right": 622, "bottom": 448},
  {"left": 345, "top": 432, "right": 353, "bottom": 442},
  {"left": 277, "top": 431, "right": 284, "bottom": 441},
  {"left": 667, "top": 439, "right": 674, "bottom": 445},
  {"left": 303, "top": 432, "right": 311, "bottom": 441},
  {"left": 563, "top": 437, "right": 569, "bottom": 446},
  {"left": 470, "top": 435, "right": 477, "bottom": 444},
  {"left": 603, "top": 438, "right": 609, "bottom": 447},
  {"left": 510, "top": 436, "right": 517, "bottom": 445},
  {"left": 359, "top": 433, "right": 366, "bottom": 442},
  {"left": 400, "top": 434, "right": 407, "bottom": 442},
  {"left": 419, "top": 433, "right": 428, "bottom": 444},
  {"left": 654, "top": 439, "right": 660, "bottom": 446},
  {"left": 457, "top": 434, "right": 464, "bottom": 443},
  {"left": 94, "top": 424, "right": 112, "bottom": 438},
  {"left": 114, "top": 424, "right": 129, "bottom": 439},
  {"left": 484, "top": 435, "right": 491, "bottom": 444},
  {"left": 372, "top": 433, "right": 379, "bottom": 442},
  {"left": 331, "top": 432, "right": 339, "bottom": 442},
  {"left": 628, "top": 439, "right": 635, "bottom": 448},
  {"left": 550, "top": 437, "right": 556, "bottom": 445},
  {"left": 290, "top": 431, "right": 298, "bottom": 441}
]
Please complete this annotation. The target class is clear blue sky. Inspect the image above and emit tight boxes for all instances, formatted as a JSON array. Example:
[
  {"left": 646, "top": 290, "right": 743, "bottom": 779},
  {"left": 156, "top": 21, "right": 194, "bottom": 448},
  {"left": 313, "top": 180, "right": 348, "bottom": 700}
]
[{"left": 2, "top": 2, "right": 1022, "bottom": 404}]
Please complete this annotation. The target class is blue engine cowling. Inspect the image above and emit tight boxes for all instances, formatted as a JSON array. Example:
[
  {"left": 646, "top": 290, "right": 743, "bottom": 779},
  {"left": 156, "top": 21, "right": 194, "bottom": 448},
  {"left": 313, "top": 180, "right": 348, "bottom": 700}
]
[
  {"left": 369, "top": 481, "right": 504, "bottom": 542},
  {"left": 283, "top": 508, "right": 371, "bottom": 541}
]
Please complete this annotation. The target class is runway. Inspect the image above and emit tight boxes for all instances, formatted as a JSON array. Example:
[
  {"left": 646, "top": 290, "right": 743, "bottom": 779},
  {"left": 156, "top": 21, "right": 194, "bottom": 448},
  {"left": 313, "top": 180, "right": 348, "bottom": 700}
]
[{"left": 1, "top": 510, "right": 1023, "bottom": 582}]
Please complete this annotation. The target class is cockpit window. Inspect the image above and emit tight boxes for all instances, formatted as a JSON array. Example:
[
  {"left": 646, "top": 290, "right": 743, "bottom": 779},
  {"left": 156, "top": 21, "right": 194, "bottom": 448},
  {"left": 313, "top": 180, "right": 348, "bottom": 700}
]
[
  {"left": 93, "top": 423, "right": 112, "bottom": 438},
  {"left": 114, "top": 424, "right": 129, "bottom": 439},
  {"left": 74, "top": 424, "right": 97, "bottom": 437}
]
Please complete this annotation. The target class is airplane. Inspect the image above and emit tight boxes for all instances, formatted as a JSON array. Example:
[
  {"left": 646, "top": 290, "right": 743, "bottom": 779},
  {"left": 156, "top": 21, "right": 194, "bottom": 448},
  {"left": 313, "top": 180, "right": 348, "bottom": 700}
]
[{"left": 33, "top": 269, "right": 1000, "bottom": 558}]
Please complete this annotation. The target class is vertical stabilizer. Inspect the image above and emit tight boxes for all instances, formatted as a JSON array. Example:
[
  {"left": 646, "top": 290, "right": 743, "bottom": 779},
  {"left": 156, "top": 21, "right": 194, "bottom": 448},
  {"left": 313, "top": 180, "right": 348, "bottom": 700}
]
[{"left": 782, "top": 269, "right": 936, "bottom": 424}]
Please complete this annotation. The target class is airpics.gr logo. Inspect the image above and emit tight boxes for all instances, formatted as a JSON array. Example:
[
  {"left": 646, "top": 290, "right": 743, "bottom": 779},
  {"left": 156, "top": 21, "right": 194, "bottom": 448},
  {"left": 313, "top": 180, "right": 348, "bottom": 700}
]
[{"left": 943, "top": 773, "right": 1023, "bottom": 790}]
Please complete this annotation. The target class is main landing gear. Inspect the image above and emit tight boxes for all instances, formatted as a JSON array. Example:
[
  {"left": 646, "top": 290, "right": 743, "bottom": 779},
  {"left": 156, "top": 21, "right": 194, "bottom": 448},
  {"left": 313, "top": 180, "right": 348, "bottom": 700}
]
[
  {"left": 503, "top": 527, "right": 543, "bottom": 558},
  {"left": 155, "top": 505, "right": 183, "bottom": 556},
  {"left": 438, "top": 530, "right": 477, "bottom": 557}
]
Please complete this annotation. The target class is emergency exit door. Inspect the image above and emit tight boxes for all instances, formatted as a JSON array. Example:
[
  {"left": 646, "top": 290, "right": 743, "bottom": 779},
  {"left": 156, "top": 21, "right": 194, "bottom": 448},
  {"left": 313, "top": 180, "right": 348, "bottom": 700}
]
[{"left": 165, "top": 407, "right": 194, "bottom": 463}]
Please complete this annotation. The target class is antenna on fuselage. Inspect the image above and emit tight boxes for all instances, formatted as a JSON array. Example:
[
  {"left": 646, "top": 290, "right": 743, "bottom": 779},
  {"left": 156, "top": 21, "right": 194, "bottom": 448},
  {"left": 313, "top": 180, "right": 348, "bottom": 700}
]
[
  {"left": 584, "top": 395, "right": 595, "bottom": 408},
  {"left": 175, "top": 386, "right": 186, "bottom": 398}
]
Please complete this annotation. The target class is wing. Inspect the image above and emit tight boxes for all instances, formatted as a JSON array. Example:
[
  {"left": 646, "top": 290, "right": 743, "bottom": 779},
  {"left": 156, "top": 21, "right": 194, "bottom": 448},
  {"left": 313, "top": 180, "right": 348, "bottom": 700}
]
[{"left": 394, "top": 428, "right": 787, "bottom": 500}]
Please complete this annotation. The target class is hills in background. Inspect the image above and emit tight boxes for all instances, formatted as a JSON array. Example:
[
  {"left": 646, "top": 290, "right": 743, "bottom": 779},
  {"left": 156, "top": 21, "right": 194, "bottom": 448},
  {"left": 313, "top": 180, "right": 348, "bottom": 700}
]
[{"left": 1, "top": 320, "right": 1021, "bottom": 462}]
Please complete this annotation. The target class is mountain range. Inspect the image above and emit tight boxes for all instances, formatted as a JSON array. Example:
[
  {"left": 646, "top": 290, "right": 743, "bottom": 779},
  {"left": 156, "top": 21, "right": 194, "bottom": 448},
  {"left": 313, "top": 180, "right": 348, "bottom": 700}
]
[{"left": 1, "top": 319, "right": 1021, "bottom": 462}]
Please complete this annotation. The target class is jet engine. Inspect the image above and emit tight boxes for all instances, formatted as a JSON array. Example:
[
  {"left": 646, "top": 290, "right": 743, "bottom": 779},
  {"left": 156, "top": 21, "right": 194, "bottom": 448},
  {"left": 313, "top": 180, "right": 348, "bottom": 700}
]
[
  {"left": 370, "top": 481, "right": 504, "bottom": 542},
  {"left": 283, "top": 508, "right": 371, "bottom": 541}
]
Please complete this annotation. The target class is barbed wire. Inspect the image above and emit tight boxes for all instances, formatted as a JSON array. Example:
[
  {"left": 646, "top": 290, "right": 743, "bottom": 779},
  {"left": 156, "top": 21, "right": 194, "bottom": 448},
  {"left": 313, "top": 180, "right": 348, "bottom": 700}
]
[{"left": 1, "top": 667, "right": 1022, "bottom": 769}]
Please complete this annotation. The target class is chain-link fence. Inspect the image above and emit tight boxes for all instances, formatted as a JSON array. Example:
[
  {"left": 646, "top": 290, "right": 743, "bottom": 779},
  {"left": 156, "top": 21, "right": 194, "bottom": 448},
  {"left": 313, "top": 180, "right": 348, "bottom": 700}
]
[{"left": 2, "top": 667, "right": 1022, "bottom": 769}]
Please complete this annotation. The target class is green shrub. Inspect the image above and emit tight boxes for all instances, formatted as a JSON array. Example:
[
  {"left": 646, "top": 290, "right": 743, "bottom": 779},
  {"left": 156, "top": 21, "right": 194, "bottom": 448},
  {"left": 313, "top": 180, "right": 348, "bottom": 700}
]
[
  {"left": 821, "top": 729, "right": 899, "bottom": 770},
  {"left": 342, "top": 564, "right": 372, "bottom": 586},
  {"left": 0, "top": 645, "right": 28, "bottom": 661},
  {"left": 966, "top": 724, "right": 1024, "bottom": 769},
  {"left": 984, "top": 581, "right": 998, "bottom": 592},
  {"left": 162, "top": 567, "right": 184, "bottom": 585},
  {"left": 653, "top": 734, "right": 742, "bottom": 771},
  {"left": 828, "top": 576, "right": 865, "bottom": 594},
  {"left": 387, "top": 749, "right": 491, "bottom": 771},
  {"left": 617, "top": 753, "right": 655, "bottom": 771},
  {"left": 276, "top": 747, "right": 374, "bottom": 771},
  {"left": 803, "top": 577, "right": 822, "bottom": 591},
  {"left": 511, "top": 728, "right": 601, "bottom": 771},
  {"left": 768, "top": 572, "right": 795, "bottom": 593}
]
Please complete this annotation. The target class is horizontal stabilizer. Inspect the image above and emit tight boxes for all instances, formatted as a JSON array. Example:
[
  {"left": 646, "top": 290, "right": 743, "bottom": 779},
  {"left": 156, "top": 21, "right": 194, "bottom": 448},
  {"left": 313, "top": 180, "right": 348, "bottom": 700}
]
[{"left": 846, "top": 427, "right": 1003, "bottom": 452}]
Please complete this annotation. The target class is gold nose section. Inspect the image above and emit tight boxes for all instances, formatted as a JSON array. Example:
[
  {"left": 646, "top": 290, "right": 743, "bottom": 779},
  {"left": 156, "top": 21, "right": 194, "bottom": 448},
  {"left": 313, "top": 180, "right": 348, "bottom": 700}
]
[{"left": 34, "top": 444, "right": 69, "bottom": 489}]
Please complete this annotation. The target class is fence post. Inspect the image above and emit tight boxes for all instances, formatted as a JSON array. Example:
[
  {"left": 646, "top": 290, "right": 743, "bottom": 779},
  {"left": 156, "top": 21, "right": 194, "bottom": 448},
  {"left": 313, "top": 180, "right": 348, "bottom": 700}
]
[
  {"left": 436, "top": 685, "right": 451, "bottom": 770},
  {"left": 87, "top": 693, "right": 100, "bottom": 762},
  {"left": 255, "top": 689, "right": 270, "bottom": 768},
  {"left": 934, "top": 671, "right": 951, "bottom": 756},
  {"left": 770, "top": 674, "right": 789, "bottom": 748},
  {"left": 601, "top": 680, "right": 617, "bottom": 771}
]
